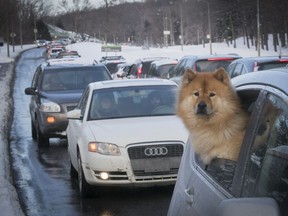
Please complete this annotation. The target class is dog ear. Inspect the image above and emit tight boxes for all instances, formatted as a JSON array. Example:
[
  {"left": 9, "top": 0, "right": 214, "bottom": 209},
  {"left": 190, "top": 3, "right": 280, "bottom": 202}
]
[
  {"left": 182, "top": 69, "right": 197, "bottom": 85},
  {"left": 213, "top": 68, "right": 230, "bottom": 84}
]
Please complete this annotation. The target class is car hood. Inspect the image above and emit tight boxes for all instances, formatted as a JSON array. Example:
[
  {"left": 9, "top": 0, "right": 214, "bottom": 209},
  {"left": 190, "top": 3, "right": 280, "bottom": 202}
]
[
  {"left": 87, "top": 116, "right": 189, "bottom": 147},
  {"left": 40, "top": 90, "right": 83, "bottom": 104}
]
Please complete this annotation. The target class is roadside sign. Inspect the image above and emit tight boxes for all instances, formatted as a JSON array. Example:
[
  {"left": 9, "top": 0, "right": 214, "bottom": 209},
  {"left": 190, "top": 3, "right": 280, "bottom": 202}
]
[
  {"left": 101, "top": 45, "right": 122, "bottom": 52},
  {"left": 163, "top": 31, "right": 170, "bottom": 35},
  {"left": 10, "top": 32, "right": 16, "bottom": 38}
]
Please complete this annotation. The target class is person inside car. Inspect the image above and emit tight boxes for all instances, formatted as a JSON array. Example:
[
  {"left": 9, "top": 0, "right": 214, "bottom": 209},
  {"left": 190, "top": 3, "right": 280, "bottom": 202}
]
[
  {"left": 98, "top": 93, "right": 119, "bottom": 117},
  {"left": 43, "top": 74, "right": 65, "bottom": 91},
  {"left": 148, "top": 91, "right": 163, "bottom": 112}
]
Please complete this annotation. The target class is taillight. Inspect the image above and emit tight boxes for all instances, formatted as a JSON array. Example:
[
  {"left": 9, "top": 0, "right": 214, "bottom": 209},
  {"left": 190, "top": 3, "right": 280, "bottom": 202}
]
[
  {"left": 137, "top": 67, "right": 142, "bottom": 78},
  {"left": 279, "top": 59, "right": 288, "bottom": 62}
]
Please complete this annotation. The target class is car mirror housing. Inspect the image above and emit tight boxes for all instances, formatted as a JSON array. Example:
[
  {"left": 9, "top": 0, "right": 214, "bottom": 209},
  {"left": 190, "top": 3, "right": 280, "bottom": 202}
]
[
  {"left": 24, "top": 87, "right": 36, "bottom": 95},
  {"left": 216, "top": 197, "right": 280, "bottom": 216},
  {"left": 67, "top": 109, "right": 81, "bottom": 120}
]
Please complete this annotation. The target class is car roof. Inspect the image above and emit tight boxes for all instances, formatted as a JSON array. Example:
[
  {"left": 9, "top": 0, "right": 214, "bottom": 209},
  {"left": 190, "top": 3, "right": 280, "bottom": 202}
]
[
  {"left": 180, "top": 54, "right": 241, "bottom": 60},
  {"left": 100, "top": 55, "right": 126, "bottom": 62},
  {"left": 231, "top": 67, "right": 288, "bottom": 93},
  {"left": 151, "top": 59, "right": 178, "bottom": 66},
  {"left": 46, "top": 58, "right": 98, "bottom": 67},
  {"left": 89, "top": 78, "right": 178, "bottom": 89},
  {"left": 135, "top": 57, "right": 170, "bottom": 63},
  {"left": 231, "top": 56, "right": 288, "bottom": 63}
]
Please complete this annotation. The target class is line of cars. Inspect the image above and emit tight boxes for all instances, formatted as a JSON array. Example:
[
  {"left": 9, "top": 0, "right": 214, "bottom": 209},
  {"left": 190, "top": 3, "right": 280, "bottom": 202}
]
[
  {"left": 24, "top": 52, "right": 189, "bottom": 198},
  {"left": 24, "top": 48, "right": 288, "bottom": 213},
  {"left": 108, "top": 53, "right": 288, "bottom": 215},
  {"left": 112, "top": 54, "right": 288, "bottom": 82}
]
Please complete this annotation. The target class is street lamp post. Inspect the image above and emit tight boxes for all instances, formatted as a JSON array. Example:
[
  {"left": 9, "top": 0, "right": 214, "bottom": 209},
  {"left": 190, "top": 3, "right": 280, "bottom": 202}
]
[
  {"left": 198, "top": 0, "right": 212, "bottom": 55},
  {"left": 257, "top": 0, "right": 260, "bottom": 56}
]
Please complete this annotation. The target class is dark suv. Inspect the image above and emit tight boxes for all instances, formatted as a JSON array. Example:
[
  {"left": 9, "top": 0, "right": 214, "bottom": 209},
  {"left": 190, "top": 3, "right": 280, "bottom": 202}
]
[
  {"left": 169, "top": 54, "right": 241, "bottom": 84},
  {"left": 226, "top": 56, "right": 288, "bottom": 78},
  {"left": 128, "top": 57, "right": 169, "bottom": 78},
  {"left": 99, "top": 55, "right": 127, "bottom": 74},
  {"left": 24, "top": 59, "right": 112, "bottom": 147}
]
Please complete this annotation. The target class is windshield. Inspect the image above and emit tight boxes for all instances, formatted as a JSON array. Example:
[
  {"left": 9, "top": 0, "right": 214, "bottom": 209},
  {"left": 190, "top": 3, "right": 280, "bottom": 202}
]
[
  {"left": 41, "top": 67, "right": 110, "bottom": 91},
  {"left": 88, "top": 85, "right": 178, "bottom": 120}
]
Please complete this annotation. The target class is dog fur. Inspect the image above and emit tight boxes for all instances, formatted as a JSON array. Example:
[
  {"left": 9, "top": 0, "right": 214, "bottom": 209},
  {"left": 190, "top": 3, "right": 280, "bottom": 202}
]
[{"left": 176, "top": 68, "right": 249, "bottom": 165}]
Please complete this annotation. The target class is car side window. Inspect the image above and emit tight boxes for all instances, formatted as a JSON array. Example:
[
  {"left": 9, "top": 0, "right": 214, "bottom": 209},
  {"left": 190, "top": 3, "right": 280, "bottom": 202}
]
[
  {"left": 78, "top": 88, "right": 90, "bottom": 118},
  {"left": 231, "top": 63, "right": 244, "bottom": 78},
  {"left": 242, "top": 93, "right": 288, "bottom": 215},
  {"left": 31, "top": 67, "right": 41, "bottom": 88},
  {"left": 174, "top": 59, "right": 186, "bottom": 76}
]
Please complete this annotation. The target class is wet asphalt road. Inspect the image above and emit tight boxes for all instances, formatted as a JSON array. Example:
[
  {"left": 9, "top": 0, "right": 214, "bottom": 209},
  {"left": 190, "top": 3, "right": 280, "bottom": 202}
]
[{"left": 9, "top": 48, "right": 174, "bottom": 216}]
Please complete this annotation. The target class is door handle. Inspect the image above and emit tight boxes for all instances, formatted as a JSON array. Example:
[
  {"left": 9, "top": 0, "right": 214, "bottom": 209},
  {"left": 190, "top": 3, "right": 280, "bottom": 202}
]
[{"left": 184, "top": 187, "right": 194, "bottom": 205}]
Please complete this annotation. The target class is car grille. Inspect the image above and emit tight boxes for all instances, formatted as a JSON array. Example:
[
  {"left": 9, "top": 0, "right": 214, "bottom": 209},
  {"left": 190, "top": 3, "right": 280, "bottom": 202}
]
[{"left": 127, "top": 142, "right": 184, "bottom": 178}]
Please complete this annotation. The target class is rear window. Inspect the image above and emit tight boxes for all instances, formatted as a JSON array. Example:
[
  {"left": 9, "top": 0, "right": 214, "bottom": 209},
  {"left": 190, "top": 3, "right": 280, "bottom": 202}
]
[
  {"left": 259, "top": 62, "right": 288, "bottom": 70},
  {"left": 195, "top": 59, "right": 235, "bottom": 72},
  {"left": 106, "top": 62, "right": 125, "bottom": 74}
]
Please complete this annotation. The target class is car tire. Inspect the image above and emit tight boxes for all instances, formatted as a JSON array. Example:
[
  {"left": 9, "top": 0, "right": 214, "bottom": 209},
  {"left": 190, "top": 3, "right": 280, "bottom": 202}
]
[
  {"left": 31, "top": 120, "right": 37, "bottom": 140},
  {"left": 70, "top": 160, "right": 78, "bottom": 178},
  {"left": 36, "top": 120, "right": 49, "bottom": 147},
  {"left": 77, "top": 151, "right": 93, "bottom": 198}
]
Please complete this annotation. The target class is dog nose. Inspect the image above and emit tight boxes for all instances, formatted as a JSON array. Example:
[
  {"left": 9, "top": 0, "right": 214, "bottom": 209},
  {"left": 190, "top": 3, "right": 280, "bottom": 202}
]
[{"left": 197, "top": 101, "right": 207, "bottom": 115}]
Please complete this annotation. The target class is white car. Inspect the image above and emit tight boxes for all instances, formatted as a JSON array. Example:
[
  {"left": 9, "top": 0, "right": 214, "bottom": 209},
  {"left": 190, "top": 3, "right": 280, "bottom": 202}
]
[{"left": 66, "top": 79, "right": 189, "bottom": 197}]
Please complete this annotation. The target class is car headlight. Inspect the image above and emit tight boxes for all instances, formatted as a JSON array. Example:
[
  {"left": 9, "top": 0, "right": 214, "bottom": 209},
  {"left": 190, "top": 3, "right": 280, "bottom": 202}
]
[
  {"left": 88, "top": 142, "right": 121, "bottom": 156},
  {"left": 40, "top": 101, "right": 61, "bottom": 112}
]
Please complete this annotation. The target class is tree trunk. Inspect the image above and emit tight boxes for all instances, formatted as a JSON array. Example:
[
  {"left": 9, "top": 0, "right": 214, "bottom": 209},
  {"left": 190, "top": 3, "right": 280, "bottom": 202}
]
[{"left": 273, "top": 32, "right": 278, "bottom": 52}]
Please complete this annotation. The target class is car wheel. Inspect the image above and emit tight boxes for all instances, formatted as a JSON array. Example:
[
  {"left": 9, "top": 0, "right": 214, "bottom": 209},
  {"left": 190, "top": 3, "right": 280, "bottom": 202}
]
[
  {"left": 31, "top": 120, "right": 37, "bottom": 140},
  {"left": 77, "top": 151, "right": 92, "bottom": 198},
  {"left": 36, "top": 120, "right": 49, "bottom": 147},
  {"left": 70, "top": 160, "right": 78, "bottom": 178}
]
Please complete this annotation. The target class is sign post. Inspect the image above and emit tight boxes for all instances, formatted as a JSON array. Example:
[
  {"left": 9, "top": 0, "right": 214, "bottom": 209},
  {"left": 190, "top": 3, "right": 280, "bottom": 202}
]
[{"left": 10, "top": 32, "right": 16, "bottom": 52}]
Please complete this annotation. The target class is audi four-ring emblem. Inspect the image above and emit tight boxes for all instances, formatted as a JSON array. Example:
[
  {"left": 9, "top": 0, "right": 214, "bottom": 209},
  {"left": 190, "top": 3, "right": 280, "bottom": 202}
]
[{"left": 144, "top": 147, "right": 168, "bottom": 156}]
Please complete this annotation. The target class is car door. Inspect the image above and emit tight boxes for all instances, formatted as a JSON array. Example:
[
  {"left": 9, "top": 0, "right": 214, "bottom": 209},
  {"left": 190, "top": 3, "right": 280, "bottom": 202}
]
[
  {"left": 168, "top": 88, "right": 284, "bottom": 216},
  {"left": 236, "top": 90, "right": 288, "bottom": 215},
  {"left": 168, "top": 137, "right": 232, "bottom": 216},
  {"left": 67, "top": 87, "right": 90, "bottom": 167}
]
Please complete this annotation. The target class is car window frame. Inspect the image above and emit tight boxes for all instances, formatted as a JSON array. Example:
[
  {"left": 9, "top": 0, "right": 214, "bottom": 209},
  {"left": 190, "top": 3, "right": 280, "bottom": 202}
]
[
  {"left": 240, "top": 91, "right": 288, "bottom": 215},
  {"left": 191, "top": 89, "right": 268, "bottom": 196}
]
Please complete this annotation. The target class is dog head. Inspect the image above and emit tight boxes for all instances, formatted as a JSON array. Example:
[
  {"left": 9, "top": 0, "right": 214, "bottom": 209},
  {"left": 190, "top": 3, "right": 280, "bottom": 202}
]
[{"left": 177, "top": 68, "right": 239, "bottom": 123}]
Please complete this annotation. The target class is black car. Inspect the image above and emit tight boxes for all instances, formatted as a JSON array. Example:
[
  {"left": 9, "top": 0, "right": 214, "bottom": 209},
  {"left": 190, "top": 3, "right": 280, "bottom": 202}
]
[
  {"left": 168, "top": 68, "right": 288, "bottom": 216},
  {"left": 226, "top": 56, "right": 288, "bottom": 78},
  {"left": 128, "top": 57, "right": 169, "bottom": 78},
  {"left": 24, "top": 58, "right": 112, "bottom": 147},
  {"left": 99, "top": 55, "right": 127, "bottom": 74},
  {"left": 169, "top": 54, "right": 241, "bottom": 84},
  {"left": 146, "top": 59, "right": 178, "bottom": 79}
]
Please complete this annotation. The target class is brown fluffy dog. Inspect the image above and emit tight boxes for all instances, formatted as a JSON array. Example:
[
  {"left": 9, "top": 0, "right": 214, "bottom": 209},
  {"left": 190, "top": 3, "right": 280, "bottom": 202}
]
[{"left": 177, "top": 68, "right": 249, "bottom": 165}]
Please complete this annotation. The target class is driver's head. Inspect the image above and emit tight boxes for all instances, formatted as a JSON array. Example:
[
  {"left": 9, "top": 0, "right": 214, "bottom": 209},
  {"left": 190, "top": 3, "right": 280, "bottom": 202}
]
[
  {"left": 99, "top": 93, "right": 115, "bottom": 111},
  {"left": 149, "top": 92, "right": 162, "bottom": 107}
]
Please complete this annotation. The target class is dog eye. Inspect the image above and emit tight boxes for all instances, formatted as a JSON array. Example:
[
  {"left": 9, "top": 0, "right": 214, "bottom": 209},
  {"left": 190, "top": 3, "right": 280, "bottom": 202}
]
[
  {"left": 194, "top": 92, "right": 199, "bottom": 97},
  {"left": 209, "top": 92, "right": 216, "bottom": 97}
]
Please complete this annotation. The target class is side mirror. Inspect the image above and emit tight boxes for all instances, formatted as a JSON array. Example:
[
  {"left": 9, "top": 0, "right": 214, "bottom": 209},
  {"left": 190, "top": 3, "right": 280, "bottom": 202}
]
[
  {"left": 216, "top": 197, "right": 280, "bottom": 216},
  {"left": 67, "top": 109, "right": 82, "bottom": 120},
  {"left": 24, "top": 87, "right": 36, "bottom": 95}
]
